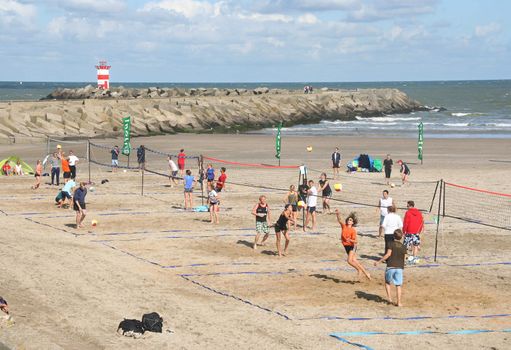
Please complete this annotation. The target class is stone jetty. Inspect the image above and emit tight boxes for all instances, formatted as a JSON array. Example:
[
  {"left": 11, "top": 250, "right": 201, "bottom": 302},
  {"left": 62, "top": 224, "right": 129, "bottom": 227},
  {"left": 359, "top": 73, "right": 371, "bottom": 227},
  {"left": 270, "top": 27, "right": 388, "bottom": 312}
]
[{"left": 0, "top": 86, "right": 425, "bottom": 142}]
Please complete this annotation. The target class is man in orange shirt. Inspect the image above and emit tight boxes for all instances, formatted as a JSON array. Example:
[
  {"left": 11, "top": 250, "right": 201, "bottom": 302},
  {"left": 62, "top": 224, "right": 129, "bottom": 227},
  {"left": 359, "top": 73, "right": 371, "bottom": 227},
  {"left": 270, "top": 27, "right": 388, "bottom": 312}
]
[{"left": 61, "top": 152, "right": 71, "bottom": 184}]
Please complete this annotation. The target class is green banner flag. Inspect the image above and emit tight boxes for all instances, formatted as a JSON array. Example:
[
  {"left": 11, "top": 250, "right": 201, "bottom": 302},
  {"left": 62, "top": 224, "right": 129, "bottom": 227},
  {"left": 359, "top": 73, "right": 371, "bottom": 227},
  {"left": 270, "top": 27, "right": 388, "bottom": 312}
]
[
  {"left": 418, "top": 122, "right": 424, "bottom": 161},
  {"left": 275, "top": 122, "right": 282, "bottom": 159},
  {"left": 122, "top": 116, "right": 131, "bottom": 156}
]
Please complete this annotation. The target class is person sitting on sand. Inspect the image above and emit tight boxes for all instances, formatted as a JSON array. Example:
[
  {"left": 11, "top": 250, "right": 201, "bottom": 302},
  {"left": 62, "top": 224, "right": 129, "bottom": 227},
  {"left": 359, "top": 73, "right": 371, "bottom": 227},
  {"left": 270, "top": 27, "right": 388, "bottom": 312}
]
[
  {"left": 183, "top": 169, "right": 196, "bottom": 210},
  {"left": 208, "top": 183, "right": 220, "bottom": 224},
  {"left": 73, "top": 182, "right": 87, "bottom": 229},
  {"left": 14, "top": 160, "right": 23, "bottom": 176},
  {"left": 274, "top": 204, "right": 295, "bottom": 257},
  {"left": 31, "top": 160, "right": 42, "bottom": 189},
  {"left": 252, "top": 195, "right": 271, "bottom": 249},
  {"left": 283, "top": 185, "right": 298, "bottom": 231},
  {"left": 0, "top": 296, "right": 9, "bottom": 316},
  {"left": 397, "top": 160, "right": 410, "bottom": 185},
  {"left": 2, "top": 161, "right": 12, "bottom": 176},
  {"left": 374, "top": 229, "right": 407, "bottom": 306},
  {"left": 335, "top": 209, "right": 371, "bottom": 280}
]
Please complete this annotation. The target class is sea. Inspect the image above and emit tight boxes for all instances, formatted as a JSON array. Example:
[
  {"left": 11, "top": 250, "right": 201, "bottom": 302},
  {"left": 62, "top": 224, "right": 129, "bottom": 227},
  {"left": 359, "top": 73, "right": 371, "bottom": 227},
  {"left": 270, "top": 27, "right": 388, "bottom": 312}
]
[{"left": 1, "top": 80, "right": 510, "bottom": 139}]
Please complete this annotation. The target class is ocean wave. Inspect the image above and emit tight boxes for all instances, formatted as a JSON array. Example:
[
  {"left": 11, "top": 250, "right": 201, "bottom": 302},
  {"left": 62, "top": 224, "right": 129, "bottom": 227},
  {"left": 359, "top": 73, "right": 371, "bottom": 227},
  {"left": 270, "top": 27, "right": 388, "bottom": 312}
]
[
  {"left": 451, "top": 112, "right": 485, "bottom": 117},
  {"left": 355, "top": 116, "right": 421, "bottom": 122},
  {"left": 444, "top": 123, "right": 469, "bottom": 127}
]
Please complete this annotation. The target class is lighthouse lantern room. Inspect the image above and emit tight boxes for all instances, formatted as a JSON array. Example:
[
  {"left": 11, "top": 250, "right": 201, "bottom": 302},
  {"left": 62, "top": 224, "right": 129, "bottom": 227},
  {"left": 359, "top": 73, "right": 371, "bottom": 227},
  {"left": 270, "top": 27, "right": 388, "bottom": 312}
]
[{"left": 96, "top": 60, "right": 111, "bottom": 90}]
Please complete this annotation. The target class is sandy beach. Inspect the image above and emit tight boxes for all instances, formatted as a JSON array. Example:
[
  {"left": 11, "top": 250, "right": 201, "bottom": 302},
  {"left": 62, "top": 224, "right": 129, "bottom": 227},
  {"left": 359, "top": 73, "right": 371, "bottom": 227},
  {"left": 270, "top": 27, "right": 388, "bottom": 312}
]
[{"left": 0, "top": 133, "right": 510, "bottom": 349}]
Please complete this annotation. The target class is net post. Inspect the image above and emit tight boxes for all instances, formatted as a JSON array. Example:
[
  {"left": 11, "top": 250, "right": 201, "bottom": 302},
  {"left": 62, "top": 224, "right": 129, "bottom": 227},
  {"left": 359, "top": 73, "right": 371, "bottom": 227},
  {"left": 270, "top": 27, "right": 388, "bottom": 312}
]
[
  {"left": 434, "top": 179, "right": 443, "bottom": 262},
  {"left": 87, "top": 140, "right": 91, "bottom": 184},
  {"left": 429, "top": 180, "right": 440, "bottom": 213},
  {"left": 199, "top": 155, "right": 204, "bottom": 206},
  {"left": 141, "top": 169, "right": 144, "bottom": 196},
  {"left": 442, "top": 180, "right": 446, "bottom": 217},
  {"left": 46, "top": 135, "right": 50, "bottom": 157}
]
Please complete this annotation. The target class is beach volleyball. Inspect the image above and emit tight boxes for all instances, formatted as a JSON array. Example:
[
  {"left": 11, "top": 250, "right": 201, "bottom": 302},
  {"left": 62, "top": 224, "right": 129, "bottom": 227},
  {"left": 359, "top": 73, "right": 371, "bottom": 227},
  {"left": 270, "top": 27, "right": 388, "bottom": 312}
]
[
  {"left": 297, "top": 200, "right": 305, "bottom": 208},
  {"left": 306, "top": 146, "right": 313, "bottom": 152},
  {"left": 89, "top": 186, "right": 95, "bottom": 192},
  {"left": 123, "top": 169, "right": 127, "bottom": 173},
  {"left": 334, "top": 183, "right": 342, "bottom": 192},
  {"left": 390, "top": 183, "right": 395, "bottom": 188},
  {"left": 91, "top": 219, "right": 98, "bottom": 227}
]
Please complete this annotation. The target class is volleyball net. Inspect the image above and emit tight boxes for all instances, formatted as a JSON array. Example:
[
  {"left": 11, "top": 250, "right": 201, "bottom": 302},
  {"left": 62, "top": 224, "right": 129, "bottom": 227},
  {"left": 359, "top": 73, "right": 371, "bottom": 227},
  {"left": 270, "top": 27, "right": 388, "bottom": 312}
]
[
  {"left": 443, "top": 182, "right": 511, "bottom": 231},
  {"left": 46, "top": 137, "right": 89, "bottom": 159}
]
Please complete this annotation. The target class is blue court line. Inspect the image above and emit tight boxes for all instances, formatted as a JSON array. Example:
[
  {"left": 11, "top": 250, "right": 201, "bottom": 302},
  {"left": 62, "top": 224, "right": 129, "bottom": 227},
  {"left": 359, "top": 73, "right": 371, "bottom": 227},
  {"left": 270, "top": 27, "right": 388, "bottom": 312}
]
[
  {"left": 24, "top": 217, "right": 82, "bottom": 237},
  {"left": 330, "top": 334, "right": 374, "bottom": 350},
  {"left": 101, "top": 242, "right": 162, "bottom": 267},
  {"left": 299, "top": 313, "right": 511, "bottom": 322},
  {"left": 330, "top": 328, "right": 511, "bottom": 349},
  {"left": 95, "top": 239, "right": 511, "bottom": 325},
  {"left": 331, "top": 328, "right": 511, "bottom": 338},
  {"left": 180, "top": 274, "right": 291, "bottom": 320},
  {"left": 320, "top": 261, "right": 511, "bottom": 272}
]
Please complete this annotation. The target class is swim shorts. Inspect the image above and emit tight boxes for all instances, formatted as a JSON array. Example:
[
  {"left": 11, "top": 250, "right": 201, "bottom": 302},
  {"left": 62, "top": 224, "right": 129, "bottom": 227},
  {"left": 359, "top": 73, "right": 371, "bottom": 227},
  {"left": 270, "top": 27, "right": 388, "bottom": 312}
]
[
  {"left": 256, "top": 221, "right": 270, "bottom": 234},
  {"left": 404, "top": 233, "right": 421, "bottom": 248},
  {"left": 385, "top": 268, "right": 403, "bottom": 286}
]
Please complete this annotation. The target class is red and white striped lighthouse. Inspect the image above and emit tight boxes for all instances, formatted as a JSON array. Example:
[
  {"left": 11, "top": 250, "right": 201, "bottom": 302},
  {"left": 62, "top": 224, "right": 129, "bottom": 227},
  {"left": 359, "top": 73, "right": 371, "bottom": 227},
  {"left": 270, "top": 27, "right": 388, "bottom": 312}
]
[{"left": 95, "top": 60, "right": 111, "bottom": 90}]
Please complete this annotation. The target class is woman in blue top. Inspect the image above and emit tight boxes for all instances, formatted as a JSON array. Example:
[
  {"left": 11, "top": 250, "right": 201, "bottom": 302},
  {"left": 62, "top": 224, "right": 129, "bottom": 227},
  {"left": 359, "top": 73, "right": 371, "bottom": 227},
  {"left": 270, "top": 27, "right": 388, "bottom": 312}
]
[
  {"left": 183, "top": 169, "right": 196, "bottom": 210},
  {"left": 206, "top": 164, "right": 215, "bottom": 191}
]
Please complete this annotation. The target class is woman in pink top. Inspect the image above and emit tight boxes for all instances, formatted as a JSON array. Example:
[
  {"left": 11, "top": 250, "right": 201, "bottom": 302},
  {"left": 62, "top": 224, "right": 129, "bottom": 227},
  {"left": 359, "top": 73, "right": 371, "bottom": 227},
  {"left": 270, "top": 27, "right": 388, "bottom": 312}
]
[{"left": 32, "top": 160, "right": 43, "bottom": 189}]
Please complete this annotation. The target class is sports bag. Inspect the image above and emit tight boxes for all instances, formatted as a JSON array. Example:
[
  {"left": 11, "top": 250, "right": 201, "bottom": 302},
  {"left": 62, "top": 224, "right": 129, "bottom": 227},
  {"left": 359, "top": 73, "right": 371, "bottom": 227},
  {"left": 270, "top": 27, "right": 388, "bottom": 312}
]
[
  {"left": 118, "top": 319, "right": 145, "bottom": 335},
  {"left": 142, "top": 312, "right": 163, "bottom": 333}
]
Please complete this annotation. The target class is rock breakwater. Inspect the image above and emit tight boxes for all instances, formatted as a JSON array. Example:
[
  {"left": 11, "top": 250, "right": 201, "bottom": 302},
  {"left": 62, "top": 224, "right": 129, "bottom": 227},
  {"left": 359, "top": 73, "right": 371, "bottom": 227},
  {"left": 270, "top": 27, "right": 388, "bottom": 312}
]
[{"left": 0, "top": 87, "right": 424, "bottom": 142}]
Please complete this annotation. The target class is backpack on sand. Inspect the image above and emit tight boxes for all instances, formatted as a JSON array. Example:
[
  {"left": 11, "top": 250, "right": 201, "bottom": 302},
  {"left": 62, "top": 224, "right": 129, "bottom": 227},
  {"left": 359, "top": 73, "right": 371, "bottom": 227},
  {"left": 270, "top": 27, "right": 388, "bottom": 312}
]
[
  {"left": 117, "top": 319, "right": 145, "bottom": 337},
  {"left": 142, "top": 312, "right": 163, "bottom": 333}
]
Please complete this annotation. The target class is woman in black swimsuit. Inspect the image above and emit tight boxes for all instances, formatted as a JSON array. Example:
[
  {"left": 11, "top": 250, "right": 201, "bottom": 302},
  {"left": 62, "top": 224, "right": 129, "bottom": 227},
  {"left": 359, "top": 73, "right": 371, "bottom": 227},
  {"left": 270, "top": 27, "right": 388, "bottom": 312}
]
[
  {"left": 318, "top": 172, "right": 332, "bottom": 214},
  {"left": 274, "top": 204, "right": 295, "bottom": 257}
]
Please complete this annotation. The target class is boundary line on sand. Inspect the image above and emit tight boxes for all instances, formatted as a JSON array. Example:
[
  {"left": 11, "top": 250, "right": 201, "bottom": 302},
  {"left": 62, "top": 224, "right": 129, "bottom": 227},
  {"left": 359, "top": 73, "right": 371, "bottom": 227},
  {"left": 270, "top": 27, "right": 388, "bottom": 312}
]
[{"left": 330, "top": 328, "right": 511, "bottom": 350}]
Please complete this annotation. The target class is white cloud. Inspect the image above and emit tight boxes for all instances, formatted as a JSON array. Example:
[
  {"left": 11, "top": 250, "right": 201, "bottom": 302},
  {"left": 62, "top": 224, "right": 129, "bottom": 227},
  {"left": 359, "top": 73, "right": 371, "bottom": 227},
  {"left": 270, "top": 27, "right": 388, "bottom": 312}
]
[
  {"left": 348, "top": 0, "right": 438, "bottom": 22},
  {"left": 238, "top": 12, "right": 292, "bottom": 23},
  {"left": 58, "top": 0, "right": 126, "bottom": 13},
  {"left": 142, "top": 0, "right": 216, "bottom": 19},
  {"left": 266, "top": 37, "right": 285, "bottom": 47},
  {"left": 255, "top": 0, "right": 357, "bottom": 13},
  {"left": 475, "top": 22, "right": 501, "bottom": 38},
  {"left": 297, "top": 13, "right": 318, "bottom": 25},
  {"left": 229, "top": 41, "right": 253, "bottom": 54},
  {"left": 0, "top": 0, "right": 37, "bottom": 27},
  {"left": 47, "top": 16, "right": 124, "bottom": 40}
]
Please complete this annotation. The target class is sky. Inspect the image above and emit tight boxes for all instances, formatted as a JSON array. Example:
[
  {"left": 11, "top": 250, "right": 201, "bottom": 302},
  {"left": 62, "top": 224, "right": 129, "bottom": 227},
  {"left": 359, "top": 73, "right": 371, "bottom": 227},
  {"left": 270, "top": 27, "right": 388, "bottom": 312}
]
[{"left": 0, "top": 0, "right": 510, "bottom": 82}]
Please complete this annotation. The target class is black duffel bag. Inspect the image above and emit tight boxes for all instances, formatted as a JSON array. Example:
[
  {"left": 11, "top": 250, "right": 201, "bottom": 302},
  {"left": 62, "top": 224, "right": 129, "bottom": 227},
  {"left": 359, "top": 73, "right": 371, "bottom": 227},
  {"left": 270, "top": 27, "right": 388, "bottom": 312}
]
[{"left": 142, "top": 312, "right": 163, "bottom": 333}]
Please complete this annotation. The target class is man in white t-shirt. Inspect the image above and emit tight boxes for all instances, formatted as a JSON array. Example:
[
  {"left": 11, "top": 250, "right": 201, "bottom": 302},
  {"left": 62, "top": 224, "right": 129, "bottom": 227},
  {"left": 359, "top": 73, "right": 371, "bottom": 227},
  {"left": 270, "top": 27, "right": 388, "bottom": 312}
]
[
  {"left": 381, "top": 205, "right": 403, "bottom": 254},
  {"left": 168, "top": 156, "right": 179, "bottom": 187},
  {"left": 68, "top": 151, "right": 79, "bottom": 180},
  {"left": 378, "top": 190, "right": 394, "bottom": 237},
  {"left": 305, "top": 179, "right": 318, "bottom": 231}
]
